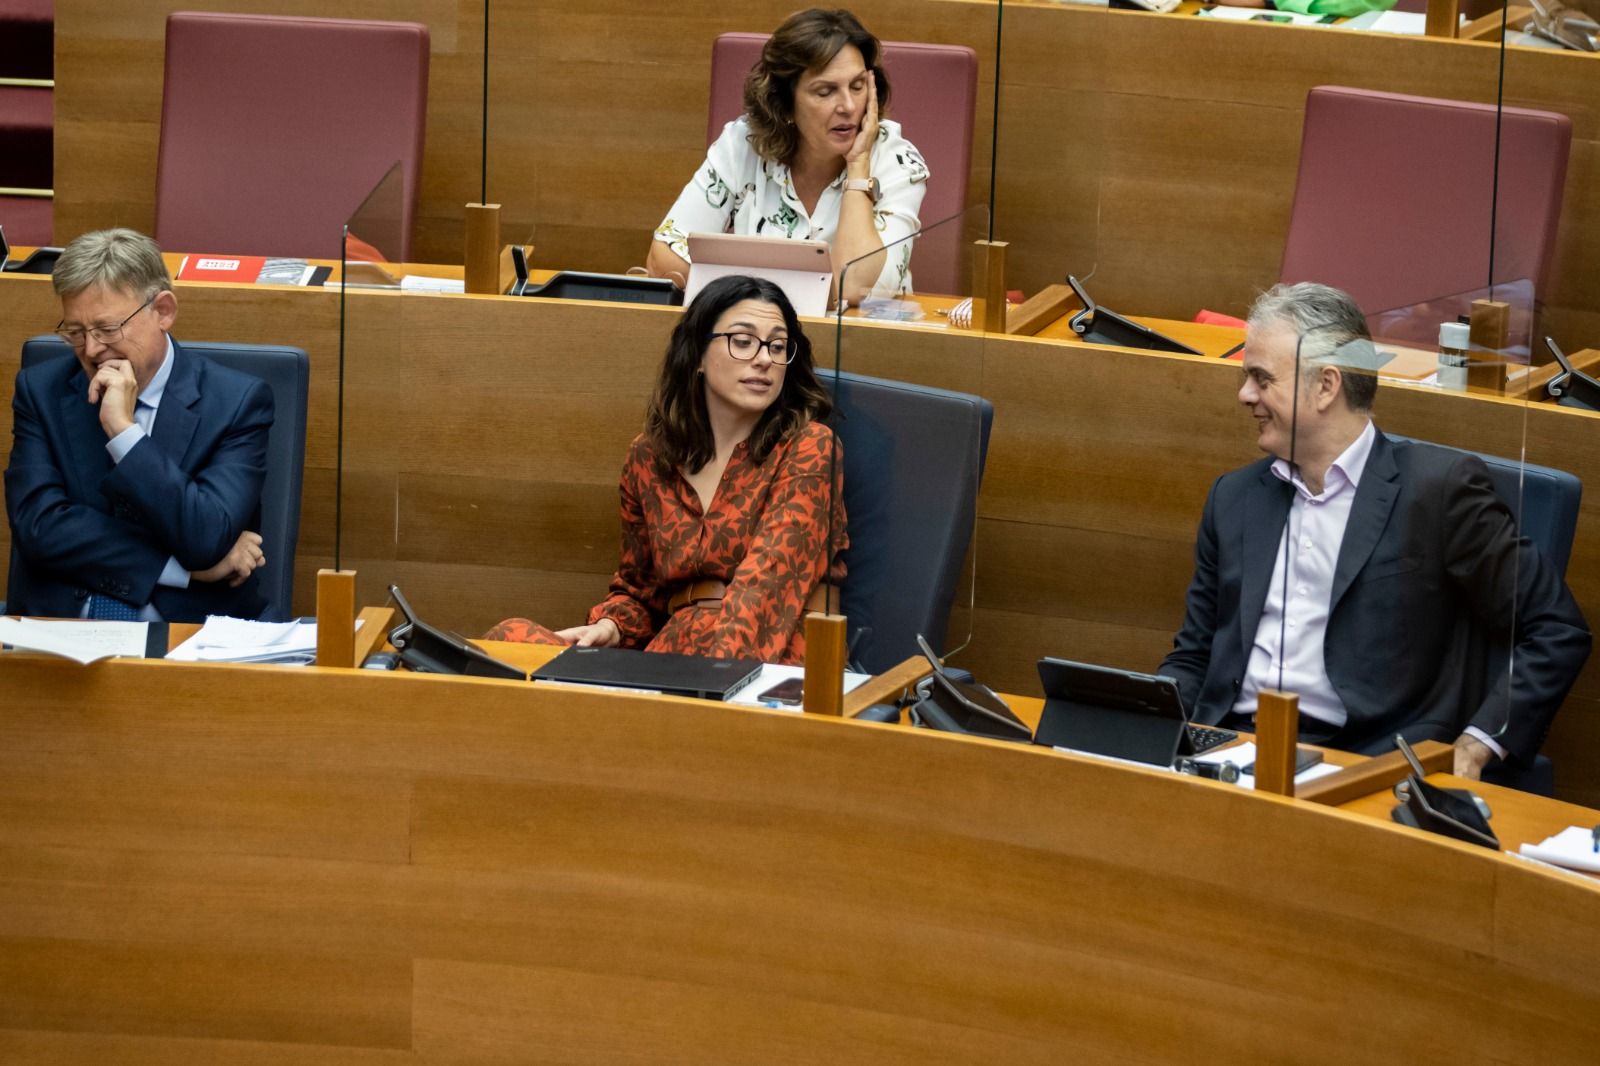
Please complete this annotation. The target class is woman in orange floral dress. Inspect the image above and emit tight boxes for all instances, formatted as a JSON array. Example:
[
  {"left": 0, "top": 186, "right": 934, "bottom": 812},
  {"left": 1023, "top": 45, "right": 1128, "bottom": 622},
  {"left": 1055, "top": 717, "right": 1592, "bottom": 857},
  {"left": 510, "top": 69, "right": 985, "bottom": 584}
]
[{"left": 489, "top": 275, "right": 845, "bottom": 664}]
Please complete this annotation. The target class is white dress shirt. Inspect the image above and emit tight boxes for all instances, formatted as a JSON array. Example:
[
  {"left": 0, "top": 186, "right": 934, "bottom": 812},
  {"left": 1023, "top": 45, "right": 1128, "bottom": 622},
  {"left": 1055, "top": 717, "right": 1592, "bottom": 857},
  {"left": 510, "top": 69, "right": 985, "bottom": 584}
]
[{"left": 1234, "top": 420, "right": 1376, "bottom": 728}]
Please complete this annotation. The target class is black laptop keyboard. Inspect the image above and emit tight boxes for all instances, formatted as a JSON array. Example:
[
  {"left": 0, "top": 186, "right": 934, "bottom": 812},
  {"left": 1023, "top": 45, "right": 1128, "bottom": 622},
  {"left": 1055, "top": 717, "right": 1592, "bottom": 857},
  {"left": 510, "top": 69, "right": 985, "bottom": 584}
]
[{"left": 1186, "top": 724, "right": 1240, "bottom": 755}]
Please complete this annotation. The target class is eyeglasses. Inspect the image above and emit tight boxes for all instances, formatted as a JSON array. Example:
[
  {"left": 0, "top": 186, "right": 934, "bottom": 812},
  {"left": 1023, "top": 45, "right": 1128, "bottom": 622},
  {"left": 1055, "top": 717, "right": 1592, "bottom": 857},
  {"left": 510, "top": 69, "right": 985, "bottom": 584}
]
[
  {"left": 55, "top": 295, "right": 155, "bottom": 348},
  {"left": 708, "top": 331, "right": 796, "bottom": 365}
]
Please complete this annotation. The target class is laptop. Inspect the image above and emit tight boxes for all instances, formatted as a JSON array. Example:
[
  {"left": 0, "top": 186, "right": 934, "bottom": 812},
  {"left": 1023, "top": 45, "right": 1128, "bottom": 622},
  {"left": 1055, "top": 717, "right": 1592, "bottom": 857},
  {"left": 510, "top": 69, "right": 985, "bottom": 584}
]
[
  {"left": 684, "top": 233, "right": 833, "bottom": 317},
  {"left": 532, "top": 645, "right": 764, "bottom": 701},
  {"left": 1032, "top": 657, "right": 1233, "bottom": 766}
]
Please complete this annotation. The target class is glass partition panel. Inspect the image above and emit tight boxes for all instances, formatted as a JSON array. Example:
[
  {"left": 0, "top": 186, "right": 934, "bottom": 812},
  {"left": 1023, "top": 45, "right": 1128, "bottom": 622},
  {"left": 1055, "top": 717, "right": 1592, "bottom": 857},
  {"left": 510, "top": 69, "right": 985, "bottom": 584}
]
[
  {"left": 990, "top": 0, "right": 1107, "bottom": 321},
  {"left": 335, "top": 162, "right": 414, "bottom": 593},
  {"left": 343, "top": 161, "right": 408, "bottom": 291},
  {"left": 1495, "top": 2, "right": 1596, "bottom": 802},
  {"left": 830, "top": 206, "right": 992, "bottom": 675}
]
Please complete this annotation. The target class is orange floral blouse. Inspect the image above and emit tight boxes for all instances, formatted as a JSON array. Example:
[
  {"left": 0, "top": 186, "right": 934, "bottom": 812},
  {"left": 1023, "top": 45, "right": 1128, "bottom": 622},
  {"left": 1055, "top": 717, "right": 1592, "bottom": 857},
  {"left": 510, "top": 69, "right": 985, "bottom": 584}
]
[{"left": 590, "top": 420, "right": 847, "bottom": 665}]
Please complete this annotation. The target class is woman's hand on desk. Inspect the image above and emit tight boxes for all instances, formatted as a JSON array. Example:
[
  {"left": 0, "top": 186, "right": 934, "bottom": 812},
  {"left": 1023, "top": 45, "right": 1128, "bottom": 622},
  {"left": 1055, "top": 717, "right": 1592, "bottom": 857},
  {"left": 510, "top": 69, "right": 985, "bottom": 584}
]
[{"left": 555, "top": 617, "right": 621, "bottom": 648}]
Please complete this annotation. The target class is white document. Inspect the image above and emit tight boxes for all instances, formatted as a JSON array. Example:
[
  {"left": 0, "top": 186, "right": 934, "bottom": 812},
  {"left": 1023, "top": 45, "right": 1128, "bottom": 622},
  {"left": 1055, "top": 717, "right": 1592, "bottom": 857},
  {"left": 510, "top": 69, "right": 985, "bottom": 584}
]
[
  {"left": 727, "top": 663, "right": 872, "bottom": 712},
  {"left": 166, "top": 616, "right": 349, "bottom": 666},
  {"left": 1519, "top": 826, "right": 1600, "bottom": 873},
  {"left": 0, "top": 617, "right": 149, "bottom": 664},
  {"left": 1197, "top": 6, "right": 1332, "bottom": 25},
  {"left": 1342, "top": 9, "right": 1432, "bottom": 34},
  {"left": 399, "top": 274, "right": 466, "bottom": 294}
]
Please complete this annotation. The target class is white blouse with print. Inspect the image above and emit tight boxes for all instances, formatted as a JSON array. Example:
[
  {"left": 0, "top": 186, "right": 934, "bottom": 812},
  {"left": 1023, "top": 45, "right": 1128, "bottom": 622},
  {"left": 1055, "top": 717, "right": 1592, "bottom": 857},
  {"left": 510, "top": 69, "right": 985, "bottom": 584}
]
[{"left": 654, "top": 116, "right": 930, "bottom": 297}]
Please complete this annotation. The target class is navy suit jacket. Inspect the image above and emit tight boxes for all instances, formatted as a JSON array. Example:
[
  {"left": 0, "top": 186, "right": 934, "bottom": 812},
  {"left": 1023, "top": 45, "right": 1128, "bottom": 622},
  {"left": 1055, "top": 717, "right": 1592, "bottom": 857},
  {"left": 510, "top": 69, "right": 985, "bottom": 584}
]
[
  {"left": 1159, "top": 430, "right": 1590, "bottom": 765},
  {"left": 5, "top": 339, "right": 273, "bottom": 621}
]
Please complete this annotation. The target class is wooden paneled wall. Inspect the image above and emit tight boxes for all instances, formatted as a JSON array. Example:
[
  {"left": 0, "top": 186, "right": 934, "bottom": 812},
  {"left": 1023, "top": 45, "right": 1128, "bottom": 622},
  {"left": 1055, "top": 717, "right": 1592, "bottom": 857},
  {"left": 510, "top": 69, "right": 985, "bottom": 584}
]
[
  {"left": 0, "top": 655, "right": 1596, "bottom": 1062},
  {"left": 50, "top": 1, "right": 1600, "bottom": 346},
  {"left": 4, "top": 278, "right": 1599, "bottom": 805}
]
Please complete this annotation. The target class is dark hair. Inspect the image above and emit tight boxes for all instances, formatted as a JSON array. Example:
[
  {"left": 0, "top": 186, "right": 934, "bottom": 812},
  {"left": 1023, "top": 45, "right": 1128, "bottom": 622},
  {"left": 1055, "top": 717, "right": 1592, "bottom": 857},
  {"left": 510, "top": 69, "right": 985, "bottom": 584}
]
[
  {"left": 743, "top": 8, "right": 890, "bottom": 165},
  {"left": 644, "top": 275, "right": 833, "bottom": 476}
]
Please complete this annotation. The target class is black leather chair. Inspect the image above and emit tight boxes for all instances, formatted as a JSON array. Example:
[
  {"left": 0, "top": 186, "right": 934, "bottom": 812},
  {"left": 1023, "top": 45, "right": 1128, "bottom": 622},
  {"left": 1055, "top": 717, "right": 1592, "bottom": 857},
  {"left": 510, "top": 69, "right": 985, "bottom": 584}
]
[
  {"left": 16, "top": 336, "right": 310, "bottom": 622},
  {"left": 823, "top": 370, "right": 994, "bottom": 676},
  {"left": 1392, "top": 435, "right": 1583, "bottom": 795}
]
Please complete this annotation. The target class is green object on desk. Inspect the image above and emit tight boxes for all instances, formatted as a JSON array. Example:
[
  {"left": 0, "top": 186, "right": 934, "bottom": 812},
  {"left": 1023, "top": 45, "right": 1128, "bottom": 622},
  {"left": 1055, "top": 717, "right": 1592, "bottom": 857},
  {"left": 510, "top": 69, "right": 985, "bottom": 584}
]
[{"left": 1273, "top": 0, "right": 1396, "bottom": 15}]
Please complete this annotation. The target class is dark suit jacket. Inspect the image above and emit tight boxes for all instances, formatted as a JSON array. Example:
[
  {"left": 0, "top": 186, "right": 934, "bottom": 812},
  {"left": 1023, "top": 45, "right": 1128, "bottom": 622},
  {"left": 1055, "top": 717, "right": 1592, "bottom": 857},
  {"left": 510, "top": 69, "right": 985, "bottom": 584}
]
[
  {"left": 1159, "top": 430, "right": 1590, "bottom": 764},
  {"left": 4, "top": 340, "right": 272, "bottom": 621}
]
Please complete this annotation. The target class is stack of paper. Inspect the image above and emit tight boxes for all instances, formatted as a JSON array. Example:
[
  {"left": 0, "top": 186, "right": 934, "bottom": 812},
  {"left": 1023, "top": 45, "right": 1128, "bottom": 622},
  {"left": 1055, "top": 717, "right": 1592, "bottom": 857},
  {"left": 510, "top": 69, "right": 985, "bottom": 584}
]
[
  {"left": 1519, "top": 826, "right": 1600, "bottom": 874},
  {"left": 0, "top": 617, "right": 149, "bottom": 664},
  {"left": 167, "top": 616, "right": 322, "bottom": 665}
]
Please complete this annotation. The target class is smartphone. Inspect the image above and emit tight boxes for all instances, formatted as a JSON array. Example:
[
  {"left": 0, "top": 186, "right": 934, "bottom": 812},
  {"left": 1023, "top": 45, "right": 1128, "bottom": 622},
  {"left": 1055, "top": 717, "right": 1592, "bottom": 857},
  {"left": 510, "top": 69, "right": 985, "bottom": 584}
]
[
  {"left": 1243, "top": 747, "right": 1324, "bottom": 775},
  {"left": 757, "top": 677, "right": 805, "bottom": 706}
]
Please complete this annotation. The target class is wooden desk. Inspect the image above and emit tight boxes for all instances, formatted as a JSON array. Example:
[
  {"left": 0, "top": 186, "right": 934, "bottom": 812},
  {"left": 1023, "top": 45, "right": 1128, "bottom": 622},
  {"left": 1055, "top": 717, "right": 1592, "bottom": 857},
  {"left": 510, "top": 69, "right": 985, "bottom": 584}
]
[
  {"left": 6, "top": 269, "right": 1600, "bottom": 807},
  {"left": 0, "top": 652, "right": 1596, "bottom": 1062},
  {"left": 469, "top": 637, "right": 1587, "bottom": 859}
]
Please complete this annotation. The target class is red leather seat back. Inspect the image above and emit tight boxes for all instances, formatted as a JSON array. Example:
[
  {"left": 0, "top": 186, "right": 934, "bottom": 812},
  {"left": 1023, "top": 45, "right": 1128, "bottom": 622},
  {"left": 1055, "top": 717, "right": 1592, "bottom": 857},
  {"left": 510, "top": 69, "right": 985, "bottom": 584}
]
[
  {"left": 1281, "top": 85, "right": 1570, "bottom": 317},
  {"left": 155, "top": 12, "right": 428, "bottom": 261},
  {"left": 708, "top": 32, "right": 976, "bottom": 295}
]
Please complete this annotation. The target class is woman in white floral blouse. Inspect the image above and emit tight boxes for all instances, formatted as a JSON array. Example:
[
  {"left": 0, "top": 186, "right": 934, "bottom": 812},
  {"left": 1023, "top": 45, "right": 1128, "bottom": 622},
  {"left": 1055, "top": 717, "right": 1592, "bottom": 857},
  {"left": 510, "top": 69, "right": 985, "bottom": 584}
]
[{"left": 646, "top": 8, "right": 930, "bottom": 306}]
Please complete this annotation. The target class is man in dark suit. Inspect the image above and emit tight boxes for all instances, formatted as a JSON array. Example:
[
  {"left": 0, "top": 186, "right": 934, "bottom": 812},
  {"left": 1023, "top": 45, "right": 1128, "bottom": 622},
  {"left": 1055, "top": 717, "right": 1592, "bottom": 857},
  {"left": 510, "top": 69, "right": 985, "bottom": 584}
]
[
  {"left": 1161, "top": 282, "right": 1589, "bottom": 780},
  {"left": 5, "top": 228, "right": 272, "bottom": 622}
]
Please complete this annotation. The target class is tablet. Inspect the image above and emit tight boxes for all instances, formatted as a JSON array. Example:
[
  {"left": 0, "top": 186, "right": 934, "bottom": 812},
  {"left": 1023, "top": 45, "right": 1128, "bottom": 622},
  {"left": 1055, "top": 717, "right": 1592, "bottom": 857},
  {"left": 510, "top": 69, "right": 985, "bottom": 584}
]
[{"left": 684, "top": 233, "right": 833, "bottom": 317}]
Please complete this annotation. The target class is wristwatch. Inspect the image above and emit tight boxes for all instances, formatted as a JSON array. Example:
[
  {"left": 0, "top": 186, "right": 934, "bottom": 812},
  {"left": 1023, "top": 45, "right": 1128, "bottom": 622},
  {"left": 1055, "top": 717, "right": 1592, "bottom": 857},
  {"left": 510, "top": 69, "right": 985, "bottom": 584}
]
[{"left": 843, "top": 177, "right": 881, "bottom": 204}]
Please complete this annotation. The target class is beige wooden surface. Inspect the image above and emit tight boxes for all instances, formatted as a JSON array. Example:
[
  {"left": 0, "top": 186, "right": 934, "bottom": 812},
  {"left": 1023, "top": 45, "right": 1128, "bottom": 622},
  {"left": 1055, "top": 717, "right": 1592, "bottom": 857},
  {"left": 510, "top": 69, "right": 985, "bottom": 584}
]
[
  {"left": 0, "top": 653, "right": 1596, "bottom": 1062},
  {"left": 49, "top": 1, "right": 1600, "bottom": 352},
  {"left": 5, "top": 273, "right": 1600, "bottom": 806}
]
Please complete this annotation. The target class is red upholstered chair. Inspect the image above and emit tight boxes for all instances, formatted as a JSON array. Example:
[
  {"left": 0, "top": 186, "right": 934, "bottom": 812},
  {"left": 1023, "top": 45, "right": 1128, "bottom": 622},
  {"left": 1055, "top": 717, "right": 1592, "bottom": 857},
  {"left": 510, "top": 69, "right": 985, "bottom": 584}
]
[
  {"left": 707, "top": 32, "right": 977, "bottom": 296},
  {"left": 0, "top": 195, "right": 52, "bottom": 246},
  {"left": 155, "top": 12, "right": 428, "bottom": 261},
  {"left": 1280, "top": 86, "right": 1571, "bottom": 319}
]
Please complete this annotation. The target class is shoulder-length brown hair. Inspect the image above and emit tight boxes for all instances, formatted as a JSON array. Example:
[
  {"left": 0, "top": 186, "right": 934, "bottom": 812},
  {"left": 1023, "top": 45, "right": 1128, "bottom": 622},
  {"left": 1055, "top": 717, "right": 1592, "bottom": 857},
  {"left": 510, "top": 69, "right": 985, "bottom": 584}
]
[
  {"left": 743, "top": 8, "right": 890, "bottom": 166},
  {"left": 644, "top": 275, "right": 833, "bottom": 477}
]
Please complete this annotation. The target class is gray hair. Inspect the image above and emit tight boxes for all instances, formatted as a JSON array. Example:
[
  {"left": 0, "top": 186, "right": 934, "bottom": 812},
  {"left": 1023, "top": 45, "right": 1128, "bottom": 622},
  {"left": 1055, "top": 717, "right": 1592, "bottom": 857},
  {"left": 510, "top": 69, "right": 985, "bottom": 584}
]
[
  {"left": 52, "top": 228, "right": 173, "bottom": 301},
  {"left": 1248, "top": 282, "right": 1377, "bottom": 412}
]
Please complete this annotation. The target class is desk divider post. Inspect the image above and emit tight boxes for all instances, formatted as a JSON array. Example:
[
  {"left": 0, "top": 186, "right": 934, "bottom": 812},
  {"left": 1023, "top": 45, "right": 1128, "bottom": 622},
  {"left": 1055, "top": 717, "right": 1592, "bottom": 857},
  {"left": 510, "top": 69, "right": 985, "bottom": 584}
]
[
  {"left": 973, "top": 240, "right": 1009, "bottom": 334},
  {"left": 1006, "top": 282, "right": 1078, "bottom": 337},
  {"left": 1296, "top": 740, "right": 1453, "bottom": 806},
  {"left": 464, "top": 203, "right": 501, "bottom": 295},
  {"left": 1254, "top": 690, "right": 1299, "bottom": 797},
  {"left": 1469, "top": 299, "right": 1511, "bottom": 393},
  {"left": 802, "top": 613, "right": 847, "bottom": 716},
  {"left": 350, "top": 606, "right": 396, "bottom": 667},
  {"left": 1425, "top": 0, "right": 1461, "bottom": 37},
  {"left": 315, "top": 569, "right": 357, "bottom": 668}
]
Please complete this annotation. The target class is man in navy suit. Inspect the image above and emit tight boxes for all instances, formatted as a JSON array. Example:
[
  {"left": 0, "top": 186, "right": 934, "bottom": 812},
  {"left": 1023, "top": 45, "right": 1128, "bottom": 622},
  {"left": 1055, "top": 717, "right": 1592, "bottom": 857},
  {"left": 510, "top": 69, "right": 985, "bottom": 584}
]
[
  {"left": 1160, "top": 283, "right": 1589, "bottom": 780},
  {"left": 5, "top": 228, "right": 273, "bottom": 622}
]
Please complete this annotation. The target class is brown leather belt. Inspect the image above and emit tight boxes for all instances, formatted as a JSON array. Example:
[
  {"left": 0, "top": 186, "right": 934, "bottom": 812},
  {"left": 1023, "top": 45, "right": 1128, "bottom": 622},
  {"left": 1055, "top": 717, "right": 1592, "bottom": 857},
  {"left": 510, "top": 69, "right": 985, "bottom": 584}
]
[{"left": 666, "top": 579, "right": 840, "bottom": 615}]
